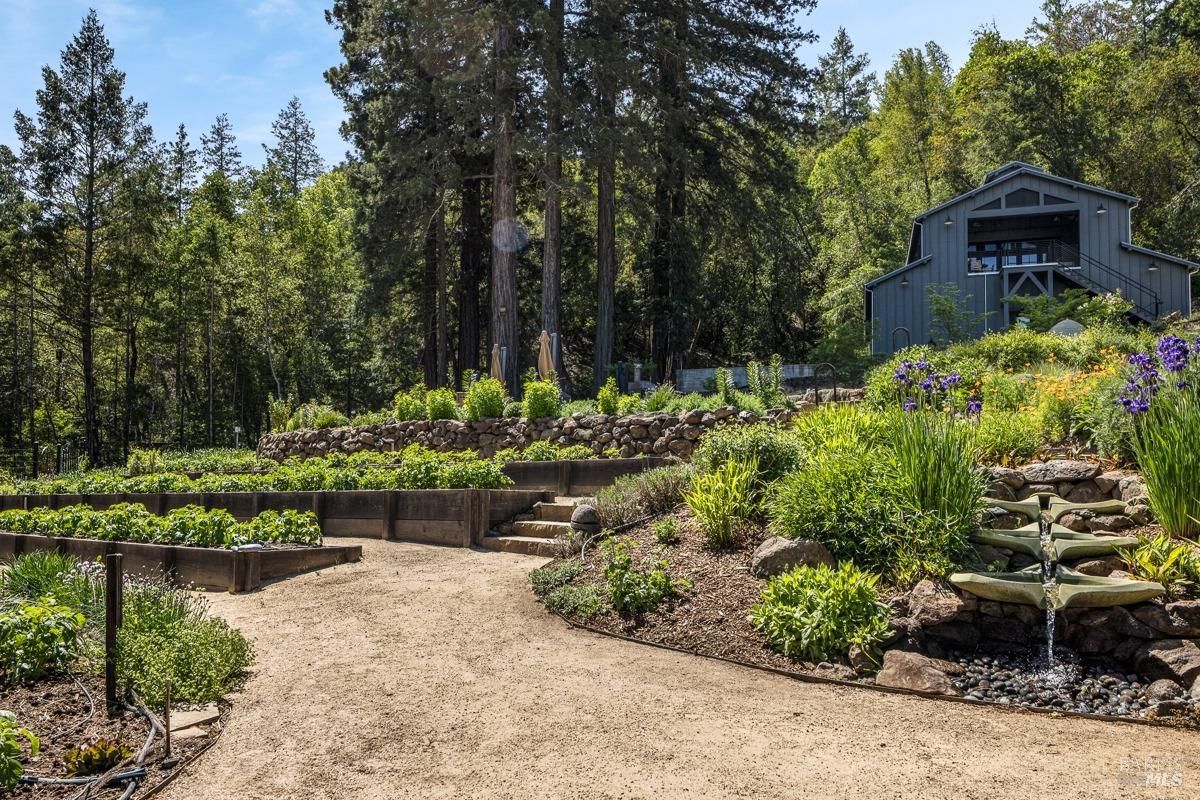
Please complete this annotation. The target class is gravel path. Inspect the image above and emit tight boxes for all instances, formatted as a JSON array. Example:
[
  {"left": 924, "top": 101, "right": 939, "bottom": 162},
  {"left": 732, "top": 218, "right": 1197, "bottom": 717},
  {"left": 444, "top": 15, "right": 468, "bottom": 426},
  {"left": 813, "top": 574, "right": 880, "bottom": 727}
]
[{"left": 162, "top": 540, "right": 1198, "bottom": 800}]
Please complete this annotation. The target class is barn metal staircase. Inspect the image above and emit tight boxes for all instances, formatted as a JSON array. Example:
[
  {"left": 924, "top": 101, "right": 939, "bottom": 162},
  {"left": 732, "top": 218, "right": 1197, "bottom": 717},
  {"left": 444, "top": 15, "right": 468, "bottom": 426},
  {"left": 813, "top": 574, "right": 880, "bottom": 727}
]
[
  {"left": 1044, "top": 241, "right": 1161, "bottom": 322},
  {"left": 995, "top": 240, "right": 1161, "bottom": 322}
]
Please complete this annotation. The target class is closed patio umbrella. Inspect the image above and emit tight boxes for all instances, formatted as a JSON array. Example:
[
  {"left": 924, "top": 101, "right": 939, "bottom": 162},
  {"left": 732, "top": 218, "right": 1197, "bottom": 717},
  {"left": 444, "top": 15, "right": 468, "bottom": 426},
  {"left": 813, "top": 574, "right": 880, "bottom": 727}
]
[
  {"left": 489, "top": 343, "right": 504, "bottom": 383},
  {"left": 537, "top": 330, "right": 554, "bottom": 379}
]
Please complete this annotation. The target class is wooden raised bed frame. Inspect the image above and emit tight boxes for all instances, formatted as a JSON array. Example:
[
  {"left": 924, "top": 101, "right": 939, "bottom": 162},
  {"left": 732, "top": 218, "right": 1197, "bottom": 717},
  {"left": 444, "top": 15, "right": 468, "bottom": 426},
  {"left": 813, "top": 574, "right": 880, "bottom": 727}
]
[
  {"left": 0, "top": 532, "right": 362, "bottom": 593},
  {"left": 0, "top": 488, "right": 554, "bottom": 547}
]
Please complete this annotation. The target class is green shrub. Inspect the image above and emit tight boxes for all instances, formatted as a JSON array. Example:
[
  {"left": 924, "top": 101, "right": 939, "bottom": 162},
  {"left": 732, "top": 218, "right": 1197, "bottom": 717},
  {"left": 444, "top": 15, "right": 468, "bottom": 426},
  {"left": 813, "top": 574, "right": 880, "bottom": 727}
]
[
  {"left": 713, "top": 367, "right": 736, "bottom": 405},
  {"left": 644, "top": 383, "right": 677, "bottom": 412},
  {"left": 973, "top": 409, "right": 1041, "bottom": 465},
  {"left": 683, "top": 457, "right": 757, "bottom": 549},
  {"left": 1072, "top": 375, "right": 1134, "bottom": 460},
  {"left": 1132, "top": 392, "right": 1200, "bottom": 538},
  {"left": 746, "top": 354, "right": 787, "bottom": 408},
  {"left": 594, "top": 464, "right": 693, "bottom": 528},
  {"left": 692, "top": 423, "right": 803, "bottom": 487},
  {"left": 393, "top": 386, "right": 427, "bottom": 421},
  {"left": 350, "top": 409, "right": 390, "bottom": 426},
  {"left": 616, "top": 394, "right": 644, "bottom": 415},
  {"left": 0, "top": 597, "right": 85, "bottom": 683},
  {"left": 792, "top": 405, "right": 888, "bottom": 453},
  {"left": 767, "top": 447, "right": 966, "bottom": 585},
  {"left": 523, "top": 377, "right": 561, "bottom": 419},
  {"left": 495, "top": 441, "right": 593, "bottom": 462},
  {"left": 596, "top": 377, "right": 620, "bottom": 415},
  {"left": 602, "top": 538, "right": 678, "bottom": 616},
  {"left": 464, "top": 377, "right": 507, "bottom": 420},
  {"left": 1120, "top": 534, "right": 1200, "bottom": 596},
  {"left": 652, "top": 517, "right": 679, "bottom": 545},
  {"left": 116, "top": 577, "right": 252, "bottom": 707},
  {"left": 425, "top": 388, "right": 459, "bottom": 421},
  {"left": 530, "top": 559, "right": 584, "bottom": 597},
  {"left": 0, "top": 712, "right": 38, "bottom": 790},
  {"left": 0, "top": 551, "right": 79, "bottom": 603},
  {"left": 267, "top": 394, "right": 294, "bottom": 433},
  {"left": 543, "top": 583, "right": 604, "bottom": 617},
  {"left": 749, "top": 563, "right": 891, "bottom": 661},
  {"left": 286, "top": 402, "right": 350, "bottom": 431}
]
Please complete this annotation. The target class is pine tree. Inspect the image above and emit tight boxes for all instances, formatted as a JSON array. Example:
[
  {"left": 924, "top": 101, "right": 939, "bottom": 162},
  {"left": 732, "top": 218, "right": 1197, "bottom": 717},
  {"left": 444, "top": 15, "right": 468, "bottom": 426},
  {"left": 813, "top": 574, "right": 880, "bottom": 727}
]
[
  {"left": 264, "top": 96, "right": 324, "bottom": 195},
  {"left": 201, "top": 113, "right": 244, "bottom": 179},
  {"left": 12, "top": 10, "right": 155, "bottom": 465},
  {"left": 814, "top": 28, "right": 875, "bottom": 141},
  {"left": 168, "top": 123, "right": 199, "bottom": 219}
]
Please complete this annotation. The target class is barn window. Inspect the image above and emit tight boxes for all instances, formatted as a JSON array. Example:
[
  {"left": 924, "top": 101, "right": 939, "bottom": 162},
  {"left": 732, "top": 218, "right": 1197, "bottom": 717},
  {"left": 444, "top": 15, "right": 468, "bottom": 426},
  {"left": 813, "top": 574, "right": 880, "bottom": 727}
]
[
  {"left": 974, "top": 198, "right": 1001, "bottom": 211},
  {"left": 1005, "top": 188, "right": 1040, "bottom": 208},
  {"left": 1044, "top": 194, "right": 1072, "bottom": 205}
]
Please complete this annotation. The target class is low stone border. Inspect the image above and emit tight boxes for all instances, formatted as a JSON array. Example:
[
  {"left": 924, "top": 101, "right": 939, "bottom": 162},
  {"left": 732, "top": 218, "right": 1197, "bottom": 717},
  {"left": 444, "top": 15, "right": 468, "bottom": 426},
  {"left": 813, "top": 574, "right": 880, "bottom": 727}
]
[
  {"left": 0, "top": 532, "right": 362, "bottom": 593},
  {"left": 0, "top": 488, "right": 554, "bottom": 548},
  {"left": 550, "top": 611, "right": 1196, "bottom": 730}
]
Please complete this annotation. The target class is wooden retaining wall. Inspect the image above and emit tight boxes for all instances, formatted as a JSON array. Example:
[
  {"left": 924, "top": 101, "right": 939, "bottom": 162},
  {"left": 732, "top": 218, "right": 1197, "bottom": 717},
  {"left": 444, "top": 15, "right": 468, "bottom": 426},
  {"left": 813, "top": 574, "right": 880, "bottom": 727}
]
[
  {"left": 0, "top": 488, "right": 553, "bottom": 548},
  {"left": 501, "top": 457, "right": 670, "bottom": 495},
  {"left": 0, "top": 532, "right": 362, "bottom": 593}
]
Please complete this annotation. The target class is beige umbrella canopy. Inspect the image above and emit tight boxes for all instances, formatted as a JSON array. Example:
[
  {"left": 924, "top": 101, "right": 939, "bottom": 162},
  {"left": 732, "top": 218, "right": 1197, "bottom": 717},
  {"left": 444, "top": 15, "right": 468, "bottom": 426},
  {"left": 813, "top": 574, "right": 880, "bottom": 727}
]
[
  {"left": 489, "top": 343, "right": 504, "bottom": 383},
  {"left": 537, "top": 330, "right": 555, "bottom": 379}
]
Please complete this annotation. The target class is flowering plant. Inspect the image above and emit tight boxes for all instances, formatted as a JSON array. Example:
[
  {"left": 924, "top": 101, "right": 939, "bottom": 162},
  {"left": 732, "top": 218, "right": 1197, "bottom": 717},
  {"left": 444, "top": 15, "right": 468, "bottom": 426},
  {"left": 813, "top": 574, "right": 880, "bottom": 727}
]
[
  {"left": 1119, "top": 334, "right": 1200, "bottom": 538},
  {"left": 893, "top": 358, "right": 981, "bottom": 416}
]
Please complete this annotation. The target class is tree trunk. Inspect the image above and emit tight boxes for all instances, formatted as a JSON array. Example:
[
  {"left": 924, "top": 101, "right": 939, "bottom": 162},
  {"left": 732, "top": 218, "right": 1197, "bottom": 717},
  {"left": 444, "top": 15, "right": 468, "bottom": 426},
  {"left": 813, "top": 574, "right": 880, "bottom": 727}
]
[
  {"left": 593, "top": 7, "right": 618, "bottom": 393},
  {"left": 492, "top": 19, "right": 520, "bottom": 397},
  {"left": 206, "top": 281, "right": 214, "bottom": 447},
  {"left": 648, "top": 9, "right": 688, "bottom": 383},
  {"left": 457, "top": 172, "right": 483, "bottom": 389},
  {"left": 541, "top": 0, "right": 564, "bottom": 342},
  {"left": 437, "top": 204, "right": 448, "bottom": 387},
  {"left": 422, "top": 215, "right": 439, "bottom": 387}
]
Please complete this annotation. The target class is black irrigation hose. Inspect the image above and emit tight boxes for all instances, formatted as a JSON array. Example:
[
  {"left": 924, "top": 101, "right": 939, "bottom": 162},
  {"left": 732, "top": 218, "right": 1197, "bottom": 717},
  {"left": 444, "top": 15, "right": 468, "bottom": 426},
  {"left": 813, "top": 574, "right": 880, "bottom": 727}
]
[
  {"left": 20, "top": 769, "right": 147, "bottom": 786},
  {"left": 551, "top": 611, "right": 1200, "bottom": 733},
  {"left": 136, "top": 705, "right": 229, "bottom": 799}
]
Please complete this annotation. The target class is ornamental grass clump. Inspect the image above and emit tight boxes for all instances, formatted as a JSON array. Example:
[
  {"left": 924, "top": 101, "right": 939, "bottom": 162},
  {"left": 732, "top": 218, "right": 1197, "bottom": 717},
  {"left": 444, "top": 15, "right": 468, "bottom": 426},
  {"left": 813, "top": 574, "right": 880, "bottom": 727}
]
[
  {"left": 1119, "top": 335, "right": 1200, "bottom": 538},
  {"left": 683, "top": 457, "right": 757, "bottom": 549},
  {"left": 749, "top": 563, "right": 891, "bottom": 662}
]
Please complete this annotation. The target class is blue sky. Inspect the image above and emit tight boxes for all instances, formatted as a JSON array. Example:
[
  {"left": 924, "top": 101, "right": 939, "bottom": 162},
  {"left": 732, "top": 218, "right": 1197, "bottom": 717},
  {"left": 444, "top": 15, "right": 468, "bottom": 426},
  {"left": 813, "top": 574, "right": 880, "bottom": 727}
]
[{"left": 0, "top": 0, "right": 1046, "bottom": 168}]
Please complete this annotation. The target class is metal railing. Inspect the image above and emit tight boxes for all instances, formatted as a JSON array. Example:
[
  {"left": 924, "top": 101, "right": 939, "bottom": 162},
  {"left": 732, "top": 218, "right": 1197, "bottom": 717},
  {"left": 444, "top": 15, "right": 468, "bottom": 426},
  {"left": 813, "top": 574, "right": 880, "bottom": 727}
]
[{"left": 967, "top": 239, "right": 1160, "bottom": 320}]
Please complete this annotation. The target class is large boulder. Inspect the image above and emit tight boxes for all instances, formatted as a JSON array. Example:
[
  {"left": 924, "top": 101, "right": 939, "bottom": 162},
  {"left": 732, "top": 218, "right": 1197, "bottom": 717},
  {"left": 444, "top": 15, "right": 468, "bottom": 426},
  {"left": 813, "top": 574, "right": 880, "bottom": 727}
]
[
  {"left": 749, "top": 537, "right": 834, "bottom": 578},
  {"left": 1135, "top": 639, "right": 1200, "bottom": 686},
  {"left": 1021, "top": 460, "right": 1100, "bottom": 484},
  {"left": 906, "top": 579, "right": 970, "bottom": 627},
  {"left": 1134, "top": 602, "right": 1200, "bottom": 638},
  {"left": 1064, "top": 480, "right": 1109, "bottom": 504},
  {"left": 990, "top": 466, "right": 1026, "bottom": 489},
  {"left": 874, "top": 650, "right": 961, "bottom": 696}
]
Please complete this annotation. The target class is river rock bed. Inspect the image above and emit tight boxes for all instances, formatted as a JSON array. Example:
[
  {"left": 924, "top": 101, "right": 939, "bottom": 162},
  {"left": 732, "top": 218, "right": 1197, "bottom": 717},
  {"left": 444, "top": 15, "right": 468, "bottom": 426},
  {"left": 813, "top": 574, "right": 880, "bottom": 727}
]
[{"left": 946, "top": 649, "right": 1199, "bottom": 720}]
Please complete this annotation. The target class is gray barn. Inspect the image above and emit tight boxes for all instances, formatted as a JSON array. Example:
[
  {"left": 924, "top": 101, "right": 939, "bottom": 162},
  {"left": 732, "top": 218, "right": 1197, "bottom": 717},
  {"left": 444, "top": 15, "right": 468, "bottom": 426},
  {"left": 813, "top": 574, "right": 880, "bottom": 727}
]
[{"left": 865, "top": 162, "right": 1198, "bottom": 355}]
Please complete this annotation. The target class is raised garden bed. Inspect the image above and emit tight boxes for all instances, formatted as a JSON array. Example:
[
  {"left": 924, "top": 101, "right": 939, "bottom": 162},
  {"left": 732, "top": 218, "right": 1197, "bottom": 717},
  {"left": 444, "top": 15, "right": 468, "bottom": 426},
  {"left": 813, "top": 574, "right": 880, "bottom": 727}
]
[
  {"left": 0, "top": 488, "right": 553, "bottom": 547},
  {"left": 501, "top": 457, "right": 670, "bottom": 494},
  {"left": 0, "top": 533, "right": 361, "bottom": 593}
]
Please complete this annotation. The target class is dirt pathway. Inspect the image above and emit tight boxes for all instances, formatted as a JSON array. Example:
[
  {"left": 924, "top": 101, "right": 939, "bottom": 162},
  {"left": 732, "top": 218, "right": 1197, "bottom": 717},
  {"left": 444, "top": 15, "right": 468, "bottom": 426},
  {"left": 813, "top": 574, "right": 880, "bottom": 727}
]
[{"left": 161, "top": 540, "right": 1198, "bottom": 800}]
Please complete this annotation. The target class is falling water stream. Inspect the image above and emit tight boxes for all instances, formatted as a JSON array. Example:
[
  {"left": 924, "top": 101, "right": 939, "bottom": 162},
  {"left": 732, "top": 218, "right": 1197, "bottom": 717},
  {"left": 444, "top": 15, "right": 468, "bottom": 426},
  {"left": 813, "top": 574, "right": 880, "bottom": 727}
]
[{"left": 1039, "top": 510, "right": 1067, "bottom": 682}]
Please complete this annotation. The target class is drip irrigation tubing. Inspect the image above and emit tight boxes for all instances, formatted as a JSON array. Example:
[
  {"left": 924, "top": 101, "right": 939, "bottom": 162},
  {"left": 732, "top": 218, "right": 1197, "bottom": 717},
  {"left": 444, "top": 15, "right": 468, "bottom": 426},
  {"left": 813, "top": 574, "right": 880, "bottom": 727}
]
[{"left": 551, "top": 611, "right": 1200, "bottom": 732}]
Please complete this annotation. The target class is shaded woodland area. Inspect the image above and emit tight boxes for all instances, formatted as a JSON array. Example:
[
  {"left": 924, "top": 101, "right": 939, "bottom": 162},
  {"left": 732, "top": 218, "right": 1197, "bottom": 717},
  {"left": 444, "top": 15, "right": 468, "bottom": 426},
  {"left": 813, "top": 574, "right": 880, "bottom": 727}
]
[{"left": 1, "top": 0, "right": 1199, "bottom": 465}]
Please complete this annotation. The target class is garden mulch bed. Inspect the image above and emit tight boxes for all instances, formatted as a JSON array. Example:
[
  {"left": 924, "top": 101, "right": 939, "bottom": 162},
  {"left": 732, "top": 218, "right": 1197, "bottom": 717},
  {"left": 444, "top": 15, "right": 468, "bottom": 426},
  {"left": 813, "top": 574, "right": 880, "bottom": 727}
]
[
  {"left": 1, "top": 674, "right": 216, "bottom": 798},
  {"left": 566, "top": 509, "right": 851, "bottom": 678}
]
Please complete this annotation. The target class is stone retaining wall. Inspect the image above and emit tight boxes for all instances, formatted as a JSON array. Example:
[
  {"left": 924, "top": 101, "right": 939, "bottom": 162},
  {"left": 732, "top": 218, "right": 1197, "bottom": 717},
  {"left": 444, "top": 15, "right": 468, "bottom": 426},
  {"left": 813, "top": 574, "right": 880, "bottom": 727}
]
[
  {"left": 893, "top": 578, "right": 1200, "bottom": 686},
  {"left": 257, "top": 406, "right": 797, "bottom": 461},
  {"left": 986, "top": 459, "right": 1151, "bottom": 534}
]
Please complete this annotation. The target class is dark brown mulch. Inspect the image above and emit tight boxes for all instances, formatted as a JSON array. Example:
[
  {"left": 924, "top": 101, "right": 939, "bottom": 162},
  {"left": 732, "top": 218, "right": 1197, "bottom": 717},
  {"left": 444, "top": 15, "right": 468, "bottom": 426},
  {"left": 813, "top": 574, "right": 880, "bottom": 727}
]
[
  {"left": 1, "top": 674, "right": 213, "bottom": 799},
  {"left": 566, "top": 509, "right": 833, "bottom": 676}
]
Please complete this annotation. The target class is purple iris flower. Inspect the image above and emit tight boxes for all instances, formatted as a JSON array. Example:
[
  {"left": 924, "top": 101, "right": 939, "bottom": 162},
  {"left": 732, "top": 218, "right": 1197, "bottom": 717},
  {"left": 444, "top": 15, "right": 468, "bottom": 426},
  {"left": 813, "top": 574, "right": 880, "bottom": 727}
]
[
  {"left": 902, "top": 398, "right": 917, "bottom": 412},
  {"left": 918, "top": 376, "right": 936, "bottom": 394},
  {"left": 1157, "top": 335, "right": 1190, "bottom": 373},
  {"left": 939, "top": 371, "right": 963, "bottom": 391},
  {"left": 915, "top": 358, "right": 932, "bottom": 372},
  {"left": 965, "top": 396, "right": 983, "bottom": 415}
]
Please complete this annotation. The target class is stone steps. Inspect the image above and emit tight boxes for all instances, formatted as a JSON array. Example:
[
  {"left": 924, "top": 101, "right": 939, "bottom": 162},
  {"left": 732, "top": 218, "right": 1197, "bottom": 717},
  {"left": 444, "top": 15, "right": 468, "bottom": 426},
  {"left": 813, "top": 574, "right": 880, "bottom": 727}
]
[
  {"left": 479, "top": 535, "right": 560, "bottom": 558},
  {"left": 512, "top": 519, "right": 574, "bottom": 539},
  {"left": 533, "top": 501, "right": 576, "bottom": 523}
]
